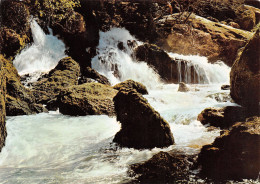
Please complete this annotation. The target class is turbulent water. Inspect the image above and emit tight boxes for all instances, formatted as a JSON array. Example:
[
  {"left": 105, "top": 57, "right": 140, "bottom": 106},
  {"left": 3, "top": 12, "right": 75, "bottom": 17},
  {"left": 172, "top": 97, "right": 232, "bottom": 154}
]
[{"left": 0, "top": 26, "right": 240, "bottom": 183}]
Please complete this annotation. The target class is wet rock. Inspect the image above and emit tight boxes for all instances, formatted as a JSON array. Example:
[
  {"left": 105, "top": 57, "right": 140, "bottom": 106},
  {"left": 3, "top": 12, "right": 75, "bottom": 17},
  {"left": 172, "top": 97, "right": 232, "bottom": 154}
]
[
  {"left": 1, "top": 55, "right": 45, "bottom": 116},
  {"left": 0, "top": 56, "right": 7, "bottom": 152},
  {"left": 130, "top": 151, "right": 196, "bottom": 183},
  {"left": 245, "top": 0, "right": 260, "bottom": 8},
  {"left": 236, "top": 6, "right": 256, "bottom": 31},
  {"left": 113, "top": 80, "right": 148, "bottom": 95},
  {"left": 230, "top": 28, "right": 260, "bottom": 114},
  {"left": 229, "top": 22, "right": 240, "bottom": 29},
  {"left": 32, "top": 57, "right": 80, "bottom": 104},
  {"left": 58, "top": 83, "right": 118, "bottom": 116},
  {"left": 207, "top": 92, "right": 232, "bottom": 103},
  {"left": 198, "top": 106, "right": 248, "bottom": 129},
  {"left": 113, "top": 88, "right": 174, "bottom": 149},
  {"left": 221, "top": 84, "right": 230, "bottom": 90},
  {"left": 79, "top": 67, "right": 110, "bottom": 85},
  {"left": 178, "top": 82, "right": 189, "bottom": 92},
  {"left": 197, "top": 116, "right": 260, "bottom": 180}
]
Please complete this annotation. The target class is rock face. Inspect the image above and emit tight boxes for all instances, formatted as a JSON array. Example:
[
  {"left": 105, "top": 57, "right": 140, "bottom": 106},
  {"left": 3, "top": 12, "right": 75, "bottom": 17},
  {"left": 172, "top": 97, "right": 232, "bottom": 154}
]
[
  {"left": 230, "top": 28, "right": 260, "bottom": 114},
  {"left": 113, "top": 88, "right": 174, "bottom": 149},
  {"left": 79, "top": 67, "right": 110, "bottom": 85},
  {"left": 33, "top": 57, "right": 80, "bottom": 104},
  {"left": 198, "top": 116, "right": 260, "bottom": 180},
  {"left": 131, "top": 151, "right": 196, "bottom": 183},
  {"left": 178, "top": 82, "right": 189, "bottom": 92},
  {"left": 0, "top": 56, "right": 7, "bottom": 152},
  {"left": 197, "top": 106, "right": 248, "bottom": 129},
  {"left": 113, "top": 80, "right": 148, "bottom": 95},
  {"left": 58, "top": 83, "right": 118, "bottom": 116}
]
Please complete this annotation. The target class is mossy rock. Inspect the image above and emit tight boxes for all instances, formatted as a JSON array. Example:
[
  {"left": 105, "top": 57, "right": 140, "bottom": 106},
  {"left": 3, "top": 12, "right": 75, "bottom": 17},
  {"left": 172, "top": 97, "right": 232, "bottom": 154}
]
[{"left": 113, "top": 80, "right": 148, "bottom": 95}]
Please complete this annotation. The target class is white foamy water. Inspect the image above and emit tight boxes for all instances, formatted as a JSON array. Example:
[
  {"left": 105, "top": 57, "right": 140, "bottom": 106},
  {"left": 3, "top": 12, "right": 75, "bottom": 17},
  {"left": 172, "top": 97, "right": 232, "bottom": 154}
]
[
  {"left": 13, "top": 19, "right": 66, "bottom": 77},
  {"left": 0, "top": 27, "right": 241, "bottom": 183}
]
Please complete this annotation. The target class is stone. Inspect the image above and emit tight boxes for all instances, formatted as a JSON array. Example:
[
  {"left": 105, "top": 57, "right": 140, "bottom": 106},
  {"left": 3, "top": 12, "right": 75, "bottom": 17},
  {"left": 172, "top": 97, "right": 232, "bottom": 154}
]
[
  {"left": 230, "top": 28, "right": 260, "bottom": 114},
  {"left": 197, "top": 116, "right": 260, "bottom": 180},
  {"left": 178, "top": 82, "right": 189, "bottom": 92},
  {"left": 113, "top": 88, "right": 174, "bottom": 149},
  {"left": 113, "top": 80, "right": 148, "bottom": 95},
  {"left": 58, "top": 83, "right": 118, "bottom": 116},
  {"left": 79, "top": 67, "right": 110, "bottom": 85},
  {"left": 221, "top": 84, "right": 230, "bottom": 90}
]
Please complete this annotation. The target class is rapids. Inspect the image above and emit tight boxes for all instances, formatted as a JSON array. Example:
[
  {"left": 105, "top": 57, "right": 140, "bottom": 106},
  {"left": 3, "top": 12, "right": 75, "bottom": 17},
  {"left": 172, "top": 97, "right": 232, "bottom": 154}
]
[{"left": 0, "top": 25, "right": 240, "bottom": 183}]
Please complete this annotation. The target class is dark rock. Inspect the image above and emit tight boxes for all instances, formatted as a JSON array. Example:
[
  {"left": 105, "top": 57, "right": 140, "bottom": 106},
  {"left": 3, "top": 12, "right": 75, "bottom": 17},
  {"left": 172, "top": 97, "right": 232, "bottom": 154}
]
[
  {"left": 79, "top": 67, "right": 110, "bottom": 85},
  {"left": 230, "top": 28, "right": 260, "bottom": 114},
  {"left": 130, "top": 151, "right": 196, "bottom": 183},
  {"left": 117, "top": 42, "right": 125, "bottom": 51},
  {"left": 32, "top": 57, "right": 80, "bottom": 104},
  {"left": 221, "top": 84, "right": 230, "bottom": 90},
  {"left": 197, "top": 106, "right": 248, "bottom": 129},
  {"left": 113, "top": 88, "right": 174, "bottom": 149},
  {"left": 113, "top": 80, "right": 148, "bottom": 95},
  {"left": 245, "top": 0, "right": 260, "bottom": 9},
  {"left": 197, "top": 116, "right": 260, "bottom": 180},
  {"left": 58, "top": 83, "right": 118, "bottom": 116},
  {"left": 0, "top": 55, "right": 7, "bottom": 152},
  {"left": 178, "top": 82, "right": 189, "bottom": 92}
]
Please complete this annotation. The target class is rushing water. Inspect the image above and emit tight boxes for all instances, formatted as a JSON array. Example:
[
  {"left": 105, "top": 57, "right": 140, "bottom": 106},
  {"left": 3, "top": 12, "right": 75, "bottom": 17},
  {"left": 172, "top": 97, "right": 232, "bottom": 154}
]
[{"left": 0, "top": 26, "right": 239, "bottom": 183}]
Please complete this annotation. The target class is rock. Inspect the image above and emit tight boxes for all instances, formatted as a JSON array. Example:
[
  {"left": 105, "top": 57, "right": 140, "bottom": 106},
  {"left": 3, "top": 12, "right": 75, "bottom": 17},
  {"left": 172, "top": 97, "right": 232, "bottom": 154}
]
[
  {"left": 157, "top": 14, "right": 253, "bottom": 67},
  {"left": 236, "top": 7, "right": 256, "bottom": 31},
  {"left": 113, "top": 80, "right": 148, "bottom": 95},
  {"left": 0, "top": 56, "right": 7, "bottom": 152},
  {"left": 58, "top": 83, "right": 118, "bottom": 116},
  {"left": 207, "top": 92, "right": 232, "bottom": 103},
  {"left": 79, "top": 67, "right": 110, "bottom": 85},
  {"left": 221, "top": 84, "right": 230, "bottom": 90},
  {"left": 178, "top": 82, "right": 189, "bottom": 92},
  {"left": 229, "top": 22, "right": 240, "bottom": 29},
  {"left": 197, "top": 106, "right": 248, "bottom": 129},
  {"left": 230, "top": 28, "right": 260, "bottom": 114},
  {"left": 130, "top": 151, "right": 196, "bottom": 183},
  {"left": 113, "top": 88, "right": 174, "bottom": 149},
  {"left": 0, "top": 28, "right": 26, "bottom": 58},
  {"left": 197, "top": 116, "right": 260, "bottom": 180},
  {"left": 245, "top": 0, "right": 260, "bottom": 8},
  {"left": 1, "top": 55, "right": 45, "bottom": 116},
  {"left": 32, "top": 57, "right": 80, "bottom": 104}
]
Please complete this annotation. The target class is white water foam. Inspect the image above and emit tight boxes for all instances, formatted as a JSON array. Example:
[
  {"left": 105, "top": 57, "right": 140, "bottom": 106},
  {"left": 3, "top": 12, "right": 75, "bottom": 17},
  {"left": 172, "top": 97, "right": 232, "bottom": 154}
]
[{"left": 13, "top": 19, "right": 66, "bottom": 77}]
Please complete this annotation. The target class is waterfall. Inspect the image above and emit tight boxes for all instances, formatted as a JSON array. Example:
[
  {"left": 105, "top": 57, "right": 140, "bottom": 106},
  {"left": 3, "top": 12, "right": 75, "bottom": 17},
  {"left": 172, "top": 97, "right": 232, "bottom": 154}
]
[
  {"left": 91, "top": 28, "right": 162, "bottom": 89},
  {"left": 169, "top": 53, "right": 230, "bottom": 84},
  {"left": 13, "top": 20, "right": 66, "bottom": 78}
]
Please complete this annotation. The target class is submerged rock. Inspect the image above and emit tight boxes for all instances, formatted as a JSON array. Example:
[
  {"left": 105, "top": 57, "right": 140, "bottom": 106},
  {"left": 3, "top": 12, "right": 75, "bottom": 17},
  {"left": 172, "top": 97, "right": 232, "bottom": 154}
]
[
  {"left": 33, "top": 57, "right": 80, "bottom": 104},
  {"left": 230, "top": 28, "right": 260, "bottom": 114},
  {"left": 198, "top": 106, "right": 248, "bottom": 129},
  {"left": 79, "top": 66, "right": 110, "bottom": 85},
  {"left": 130, "top": 151, "right": 196, "bottom": 183},
  {"left": 197, "top": 116, "right": 260, "bottom": 180},
  {"left": 0, "top": 56, "right": 7, "bottom": 152},
  {"left": 58, "top": 83, "right": 118, "bottom": 116},
  {"left": 113, "top": 80, "right": 148, "bottom": 95},
  {"left": 113, "top": 88, "right": 174, "bottom": 149},
  {"left": 178, "top": 82, "right": 190, "bottom": 92}
]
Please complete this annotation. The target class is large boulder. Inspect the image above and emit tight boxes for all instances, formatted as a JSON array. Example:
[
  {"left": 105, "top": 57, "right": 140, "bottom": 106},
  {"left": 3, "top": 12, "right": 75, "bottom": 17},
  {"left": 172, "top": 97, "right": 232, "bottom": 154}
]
[
  {"left": 197, "top": 116, "right": 260, "bottom": 180},
  {"left": 113, "top": 80, "right": 148, "bottom": 95},
  {"left": 230, "top": 28, "right": 260, "bottom": 114},
  {"left": 0, "top": 56, "right": 7, "bottom": 152},
  {"left": 79, "top": 66, "right": 110, "bottom": 85},
  {"left": 197, "top": 106, "right": 248, "bottom": 129},
  {"left": 58, "top": 83, "right": 118, "bottom": 116},
  {"left": 131, "top": 151, "right": 196, "bottom": 183},
  {"left": 113, "top": 88, "right": 174, "bottom": 149},
  {"left": 1, "top": 55, "right": 45, "bottom": 116},
  {"left": 32, "top": 57, "right": 80, "bottom": 104}
]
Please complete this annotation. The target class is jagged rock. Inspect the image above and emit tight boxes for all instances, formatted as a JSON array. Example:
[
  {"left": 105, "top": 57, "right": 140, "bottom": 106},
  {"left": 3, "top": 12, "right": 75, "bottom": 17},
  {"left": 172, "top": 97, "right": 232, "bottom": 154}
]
[
  {"left": 178, "top": 82, "right": 189, "bottom": 92},
  {"left": 1, "top": 55, "right": 45, "bottom": 116},
  {"left": 113, "top": 80, "right": 148, "bottom": 95},
  {"left": 197, "top": 116, "right": 260, "bottom": 180},
  {"left": 58, "top": 83, "right": 118, "bottom": 116},
  {"left": 113, "top": 88, "right": 174, "bottom": 149},
  {"left": 32, "top": 57, "right": 80, "bottom": 104},
  {"left": 230, "top": 28, "right": 260, "bottom": 114},
  {"left": 0, "top": 56, "right": 7, "bottom": 152},
  {"left": 79, "top": 67, "right": 110, "bottom": 85},
  {"left": 221, "top": 84, "right": 230, "bottom": 90},
  {"left": 130, "top": 151, "right": 196, "bottom": 183},
  {"left": 197, "top": 106, "right": 248, "bottom": 129}
]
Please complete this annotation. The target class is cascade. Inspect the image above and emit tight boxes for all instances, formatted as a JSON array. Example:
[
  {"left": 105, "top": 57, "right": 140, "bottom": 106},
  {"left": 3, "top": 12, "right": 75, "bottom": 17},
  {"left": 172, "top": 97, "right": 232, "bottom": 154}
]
[{"left": 13, "top": 19, "right": 66, "bottom": 80}]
